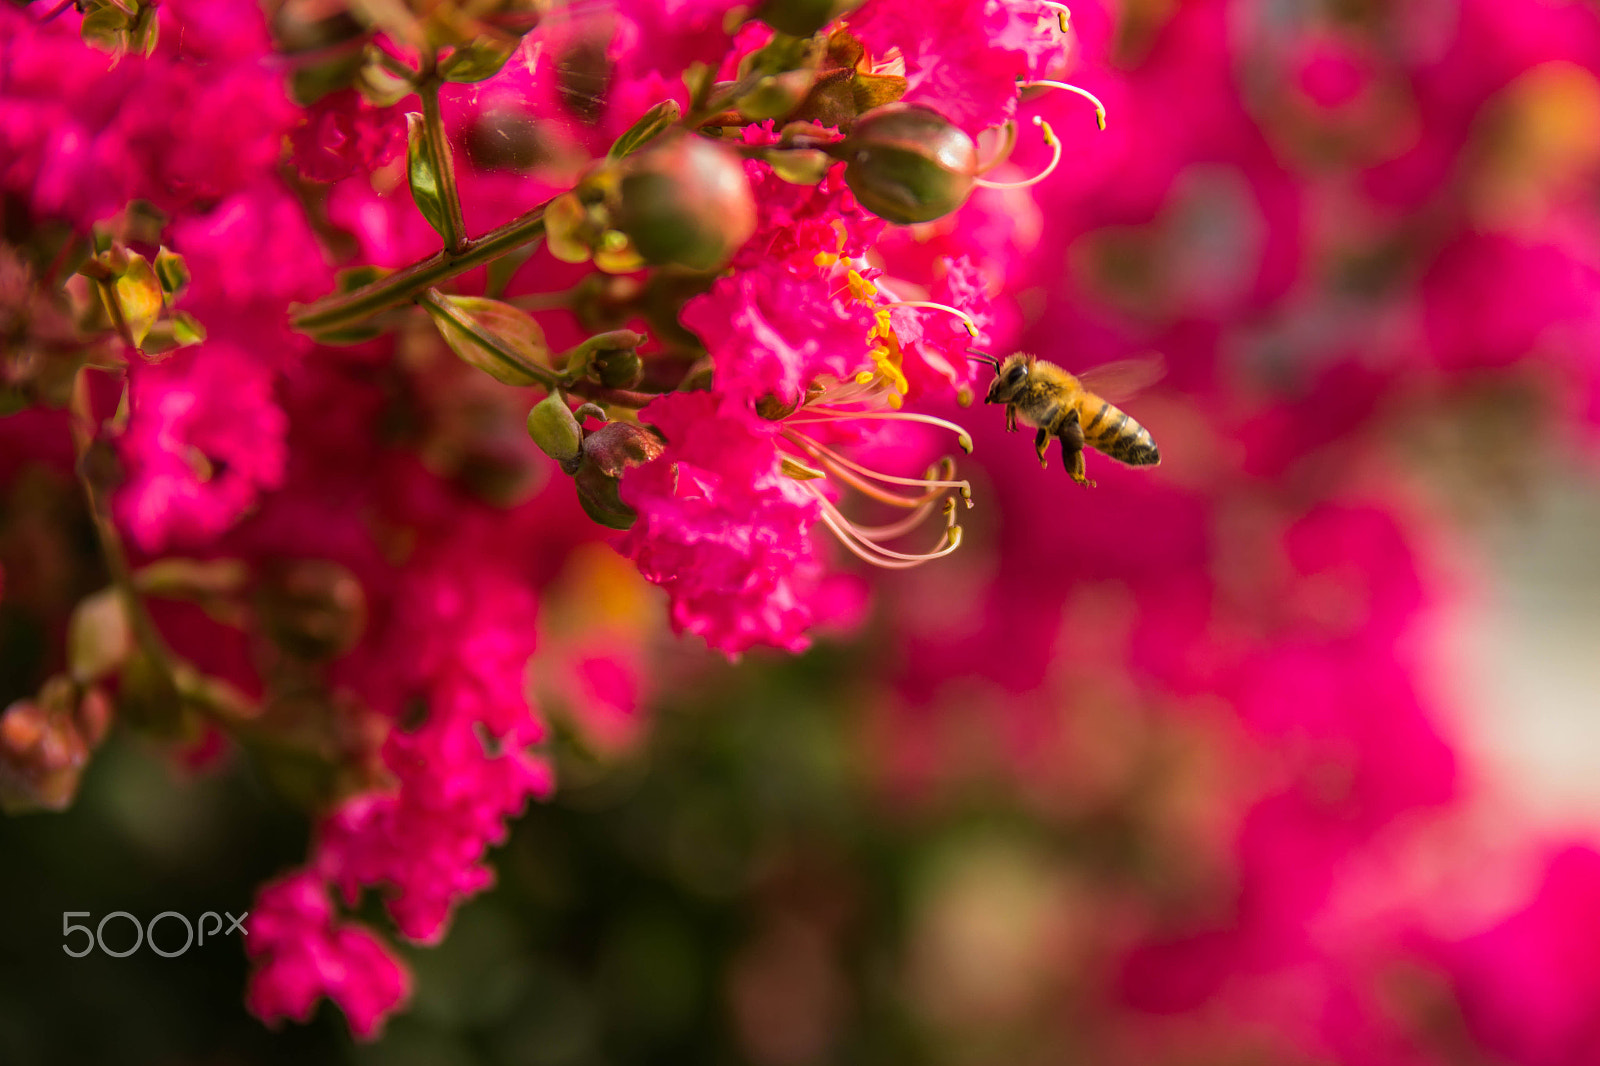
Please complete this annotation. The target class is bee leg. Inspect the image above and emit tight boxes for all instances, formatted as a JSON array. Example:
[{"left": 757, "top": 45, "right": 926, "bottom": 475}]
[
  {"left": 1062, "top": 440, "right": 1095, "bottom": 487},
  {"left": 1006, "top": 404, "right": 1018, "bottom": 433},
  {"left": 1034, "top": 427, "right": 1050, "bottom": 468},
  {"left": 1056, "top": 412, "right": 1095, "bottom": 487}
]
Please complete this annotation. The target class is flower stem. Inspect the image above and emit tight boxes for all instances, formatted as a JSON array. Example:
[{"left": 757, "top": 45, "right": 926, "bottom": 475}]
[{"left": 289, "top": 201, "right": 551, "bottom": 336}]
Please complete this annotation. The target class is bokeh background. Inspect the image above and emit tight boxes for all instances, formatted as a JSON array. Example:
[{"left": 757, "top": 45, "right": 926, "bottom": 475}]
[{"left": 10, "top": 0, "right": 1600, "bottom": 1063}]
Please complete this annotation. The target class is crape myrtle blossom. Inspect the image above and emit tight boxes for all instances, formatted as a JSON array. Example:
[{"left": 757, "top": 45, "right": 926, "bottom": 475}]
[{"left": 0, "top": 0, "right": 1094, "bottom": 1039}]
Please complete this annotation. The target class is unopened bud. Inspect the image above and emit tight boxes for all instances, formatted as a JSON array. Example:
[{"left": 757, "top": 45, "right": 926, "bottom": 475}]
[
  {"left": 736, "top": 70, "right": 819, "bottom": 122},
  {"left": 526, "top": 391, "right": 584, "bottom": 469},
  {"left": 0, "top": 697, "right": 90, "bottom": 814},
  {"left": 256, "top": 560, "right": 367, "bottom": 661},
  {"left": 757, "top": 0, "right": 867, "bottom": 36},
  {"left": 841, "top": 104, "right": 978, "bottom": 224},
  {"left": 571, "top": 422, "right": 665, "bottom": 530},
  {"left": 611, "top": 133, "right": 757, "bottom": 271}
]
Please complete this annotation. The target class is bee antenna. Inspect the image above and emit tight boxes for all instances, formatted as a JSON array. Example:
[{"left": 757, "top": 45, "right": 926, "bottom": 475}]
[{"left": 966, "top": 347, "right": 1001, "bottom": 370}]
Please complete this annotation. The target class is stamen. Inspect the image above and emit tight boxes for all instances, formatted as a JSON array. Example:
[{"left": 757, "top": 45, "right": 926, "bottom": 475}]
[
  {"left": 787, "top": 410, "right": 976, "bottom": 454},
  {"left": 975, "top": 117, "right": 1063, "bottom": 190},
  {"left": 1042, "top": 2, "right": 1072, "bottom": 33},
  {"left": 880, "top": 300, "right": 981, "bottom": 337},
  {"left": 791, "top": 433, "right": 972, "bottom": 501},
  {"left": 810, "top": 489, "right": 963, "bottom": 570},
  {"left": 1019, "top": 80, "right": 1108, "bottom": 131},
  {"left": 975, "top": 121, "right": 1019, "bottom": 175}
]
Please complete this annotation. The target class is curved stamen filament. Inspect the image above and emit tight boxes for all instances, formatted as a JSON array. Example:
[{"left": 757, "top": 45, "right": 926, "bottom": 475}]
[
  {"left": 789, "top": 433, "right": 971, "bottom": 499},
  {"left": 1042, "top": 2, "right": 1072, "bottom": 32},
  {"left": 1020, "top": 80, "right": 1108, "bottom": 131},
  {"left": 975, "top": 117, "right": 1062, "bottom": 190},
  {"left": 810, "top": 489, "right": 963, "bottom": 569},
  {"left": 975, "top": 120, "right": 1019, "bottom": 175},
  {"left": 789, "top": 409, "right": 975, "bottom": 453},
  {"left": 881, "top": 300, "right": 981, "bottom": 337}
]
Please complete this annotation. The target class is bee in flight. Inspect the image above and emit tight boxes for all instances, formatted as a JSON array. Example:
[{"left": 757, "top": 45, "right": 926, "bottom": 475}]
[{"left": 972, "top": 350, "right": 1162, "bottom": 487}]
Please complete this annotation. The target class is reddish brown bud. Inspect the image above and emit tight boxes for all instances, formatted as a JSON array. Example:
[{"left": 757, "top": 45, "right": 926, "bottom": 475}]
[
  {"left": 0, "top": 697, "right": 90, "bottom": 814},
  {"left": 571, "top": 422, "right": 665, "bottom": 530}
]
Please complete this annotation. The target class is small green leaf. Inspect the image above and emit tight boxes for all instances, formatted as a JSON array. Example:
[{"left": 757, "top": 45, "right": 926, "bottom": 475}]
[
  {"left": 355, "top": 49, "right": 415, "bottom": 108},
  {"left": 170, "top": 310, "right": 206, "bottom": 347},
  {"left": 134, "top": 558, "right": 250, "bottom": 598},
  {"left": 113, "top": 254, "right": 164, "bottom": 348},
  {"left": 406, "top": 112, "right": 451, "bottom": 242},
  {"left": 439, "top": 36, "right": 517, "bottom": 83},
  {"left": 154, "top": 247, "right": 190, "bottom": 302},
  {"left": 608, "top": 100, "right": 683, "bottom": 160},
  {"left": 128, "top": 6, "right": 159, "bottom": 56},
  {"left": 424, "top": 294, "right": 551, "bottom": 386},
  {"left": 765, "top": 147, "right": 833, "bottom": 184},
  {"left": 335, "top": 264, "right": 393, "bottom": 294}
]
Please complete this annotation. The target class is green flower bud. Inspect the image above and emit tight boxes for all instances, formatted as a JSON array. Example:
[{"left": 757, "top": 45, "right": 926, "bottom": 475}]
[
  {"left": 756, "top": 0, "right": 867, "bottom": 37},
  {"left": 735, "top": 69, "right": 819, "bottom": 122},
  {"left": 526, "top": 391, "right": 584, "bottom": 469},
  {"left": 841, "top": 103, "right": 978, "bottom": 225},
  {"left": 611, "top": 133, "right": 757, "bottom": 271}
]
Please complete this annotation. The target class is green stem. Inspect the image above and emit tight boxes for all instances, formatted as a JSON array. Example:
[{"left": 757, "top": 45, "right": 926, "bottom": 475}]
[
  {"left": 289, "top": 202, "right": 550, "bottom": 336},
  {"left": 420, "top": 79, "right": 469, "bottom": 256}
]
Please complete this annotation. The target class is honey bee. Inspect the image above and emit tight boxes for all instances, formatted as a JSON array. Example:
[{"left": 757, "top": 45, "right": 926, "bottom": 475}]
[{"left": 973, "top": 350, "right": 1162, "bottom": 487}]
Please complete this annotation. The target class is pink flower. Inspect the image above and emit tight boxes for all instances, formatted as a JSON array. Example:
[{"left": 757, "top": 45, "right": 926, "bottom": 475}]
[
  {"left": 849, "top": 0, "right": 1062, "bottom": 132},
  {"left": 0, "top": 4, "right": 296, "bottom": 229},
  {"left": 290, "top": 90, "right": 406, "bottom": 184},
  {"left": 682, "top": 269, "right": 877, "bottom": 408},
  {"left": 115, "top": 345, "right": 287, "bottom": 554},
  {"left": 244, "top": 871, "right": 410, "bottom": 1039},
  {"left": 318, "top": 563, "right": 552, "bottom": 943},
  {"left": 618, "top": 391, "right": 826, "bottom": 656}
]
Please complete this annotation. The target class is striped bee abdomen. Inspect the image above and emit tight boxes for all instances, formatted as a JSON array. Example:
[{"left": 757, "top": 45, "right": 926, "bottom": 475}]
[{"left": 1078, "top": 397, "right": 1161, "bottom": 467}]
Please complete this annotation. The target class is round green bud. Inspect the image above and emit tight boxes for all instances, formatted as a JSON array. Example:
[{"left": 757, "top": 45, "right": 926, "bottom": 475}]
[
  {"left": 611, "top": 133, "right": 757, "bottom": 271},
  {"left": 756, "top": 0, "right": 867, "bottom": 37},
  {"left": 841, "top": 103, "right": 978, "bottom": 225},
  {"left": 526, "top": 390, "right": 584, "bottom": 468}
]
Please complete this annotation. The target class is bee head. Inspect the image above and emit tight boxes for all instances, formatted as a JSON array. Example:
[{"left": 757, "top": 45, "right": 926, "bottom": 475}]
[{"left": 985, "top": 353, "right": 1032, "bottom": 404}]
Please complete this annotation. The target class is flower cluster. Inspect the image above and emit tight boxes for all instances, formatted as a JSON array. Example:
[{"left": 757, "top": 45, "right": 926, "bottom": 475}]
[{"left": 0, "top": 0, "right": 1085, "bottom": 1038}]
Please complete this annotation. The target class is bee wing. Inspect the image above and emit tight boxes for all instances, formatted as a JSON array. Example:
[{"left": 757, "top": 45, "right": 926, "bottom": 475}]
[{"left": 1076, "top": 354, "right": 1166, "bottom": 402}]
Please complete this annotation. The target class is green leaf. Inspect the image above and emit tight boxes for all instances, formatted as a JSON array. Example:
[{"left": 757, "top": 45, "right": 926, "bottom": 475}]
[
  {"left": 154, "top": 247, "right": 190, "bottom": 302},
  {"left": 113, "top": 253, "right": 163, "bottom": 348},
  {"left": 170, "top": 310, "right": 206, "bottom": 347},
  {"left": 607, "top": 100, "right": 683, "bottom": 160},
  {"left": 424, "top": 295, "right": 551, "bottom": 386},
  {"left": 439, "top": 36, "right": 517, "bottom": 83},
  {"left": 406, "top": 112, "right": 451, "bottom": 243},
  {"left": 355, "top": 49, "right": 415, "bottom": 108},
  {"left": 128, "top": 6, "right": 159, "bottom": 57}
]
